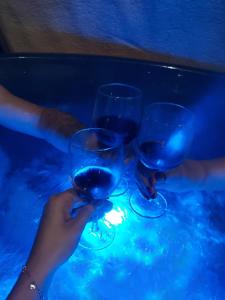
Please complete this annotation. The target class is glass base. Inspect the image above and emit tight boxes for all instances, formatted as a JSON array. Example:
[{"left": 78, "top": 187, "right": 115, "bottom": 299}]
[
  {"left": 129, "top": 191, "right": 167, "bottom": 219},
  {"left": 79, "top": 219, "right": 116, "bottom": 250}
]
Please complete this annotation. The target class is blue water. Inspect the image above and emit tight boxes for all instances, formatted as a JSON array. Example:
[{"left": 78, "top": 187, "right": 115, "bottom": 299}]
[{"left": 0, "top": 133, "right": 225, "bottom": 299}]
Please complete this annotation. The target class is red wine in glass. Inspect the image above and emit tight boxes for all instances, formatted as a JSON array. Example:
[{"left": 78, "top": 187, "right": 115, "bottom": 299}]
[
  {"left": 70, "top": 128, "right": 123, "bottom": 249},
  {"left": 74, "top": 166, "right": 116, "bottom": 200},
  {"left": 93, "top": 83, "right": 142, "bottom": 197},
  {"left": 94, "top": 115, "right": 139, "bottom": 145}
]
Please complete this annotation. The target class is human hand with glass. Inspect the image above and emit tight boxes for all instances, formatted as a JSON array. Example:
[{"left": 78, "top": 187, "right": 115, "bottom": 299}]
[
  {"left": 131, "top": 102, "right": 194, "bottom": 218},
  {"left": 69, "top": 127, "right": 124, "bottom": 249},
  {"left": 1, "top": 83, "right": 225, "bottom": 198},
  {"left": 70, "top": 88, "right": 196, "bottom": 222},
  {"left": 7, "top": 189, "right": 95, "bottom": 300}
]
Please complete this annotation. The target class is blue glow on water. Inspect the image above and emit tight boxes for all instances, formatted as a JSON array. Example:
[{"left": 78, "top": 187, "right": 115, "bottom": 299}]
[
  {"left": 1, "top": 144, "right": 225, "bottom": 299},
  {"left": 104, "top": 207, "right": 126, "bottom": 225}
]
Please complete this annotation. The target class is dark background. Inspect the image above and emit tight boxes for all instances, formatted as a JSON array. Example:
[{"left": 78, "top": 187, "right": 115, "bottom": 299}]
[{"left": 0, "top": 54, "right": 225, "bottom": 163}]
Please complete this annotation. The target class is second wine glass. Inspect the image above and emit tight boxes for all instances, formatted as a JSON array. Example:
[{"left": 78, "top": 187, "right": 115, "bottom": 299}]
[{"left": 92, "top": 83, "right": 142, "bottom": 195}]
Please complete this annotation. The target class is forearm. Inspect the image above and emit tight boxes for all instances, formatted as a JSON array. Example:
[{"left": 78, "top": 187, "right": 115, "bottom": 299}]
[
  {"left": 0, "top": 85, "right": 84, "bottom": 152},
  {"left": 7, "top": 272, "right": 44, "bottom": 300},
  {"left": 0, "top": 85, "right": 43, "bottom": 138},
  {"left": 7, "top": 266, "right": 51, "bottom": 300},
  {"left": 7, "top": 258, "right": 53, "bottom": 300},
  {"left": 166, "top": 158, "right": 225, "bottom": 192},
  {"left": 200, "top": 158, "right": 225, "bottom": 191},
  {"left": 8, "top": 189, "right": 93, "bottom": 299}
]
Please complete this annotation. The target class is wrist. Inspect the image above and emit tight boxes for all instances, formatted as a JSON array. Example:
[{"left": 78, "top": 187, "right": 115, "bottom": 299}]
[
  {"left": 38, "top": 108, "right": 83, "bottom": 138},
  {"left": 7, "top": 261, "right": 53, "bottom": 300},
  {"left": 37, "top": 108, "right": 84, "bottom": 152},
  {"left": 26, "top": 256, "right": 55, "bottom": 289}
]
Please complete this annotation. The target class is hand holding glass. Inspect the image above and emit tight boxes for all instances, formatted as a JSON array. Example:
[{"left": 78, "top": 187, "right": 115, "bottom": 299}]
[
  {"left": 130, "top": 102, "right": 194, "bottom": 218},
  {"left": 70, "top": 128, "right": 124, "bottom": 249}
]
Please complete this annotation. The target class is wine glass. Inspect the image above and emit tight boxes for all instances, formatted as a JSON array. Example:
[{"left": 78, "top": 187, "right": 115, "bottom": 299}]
[
  {"left": 92, "top": 83, "right": 142, "bottom": 195},
  {"left": 69, "top": 128, "right": 124, "bottom": 249},
  {"left": 130, "top": 102, "right": 194, "bottom": 218}
]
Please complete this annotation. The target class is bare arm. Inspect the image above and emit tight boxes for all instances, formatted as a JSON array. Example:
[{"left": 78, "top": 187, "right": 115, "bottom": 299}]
[
  {"left": 203, "top": 158, "right": 225, "bottom": 191},
  {"left": 137, "top": 158, "right": 225, "bottom": 197},
  {"left": 0, "top": 85, "right": 83, "bottom": 151},
  {"left": 7, "top": 189, "right": 94, "bottom": 300},
  {"left": 0, "top": 85, "right": 43, "bottom": 137},
  {"left": 163, "top": 158, "right": 225, "bottom": 192}
]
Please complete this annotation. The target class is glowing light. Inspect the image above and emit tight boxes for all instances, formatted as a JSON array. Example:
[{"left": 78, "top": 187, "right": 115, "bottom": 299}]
[{"left": 104, "top": 207, "right": 126, "bottom": 225}]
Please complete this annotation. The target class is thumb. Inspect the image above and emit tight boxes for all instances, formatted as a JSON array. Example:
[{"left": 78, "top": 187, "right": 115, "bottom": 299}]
[{"left": 71, "top": 204, "right": 95, "bottom": 232}]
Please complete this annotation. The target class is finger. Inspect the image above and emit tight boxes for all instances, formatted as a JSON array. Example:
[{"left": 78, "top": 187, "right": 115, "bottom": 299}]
[
  {"left": 148, "top": 175, "right": 156, "bottom": 187},
  {"left": 96, "top": 199, "right": 113, "bottom": 212},
  {"left": 147, "top": 185, "right": 156, "bottom": 199},
  {"left": 54, "top": 188, "right": 88, "bottom": 207},
  {"left": 136, "top": 179, "right": 151, "bottom": 199},
  {"left": 71, "top": 204, "right": 95, "bottom": 232},
  {"left": 142, "top": 173, "right": 156, "bottom": 198},
  {"left": 50, "top": 188, "right": 76, "bottom": 211},
  {"left": 52, "top": 189, "right": 88, "bottom": 220},
  {"left": 148, "top": 172, "right": 167, "bottom": 197},
  {"left": 91, "top": 200, "right": 113, "bottom": 221}
]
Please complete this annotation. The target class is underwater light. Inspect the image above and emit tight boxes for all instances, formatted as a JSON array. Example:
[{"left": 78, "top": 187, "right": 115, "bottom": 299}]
[{"left": 104, "top": 207, "right": 126, "bottom": 226}]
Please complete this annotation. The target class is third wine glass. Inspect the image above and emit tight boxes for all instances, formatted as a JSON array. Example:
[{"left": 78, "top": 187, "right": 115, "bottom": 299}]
[{"left": 130, "top": 102, "right": 194, "bottom": 218}]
